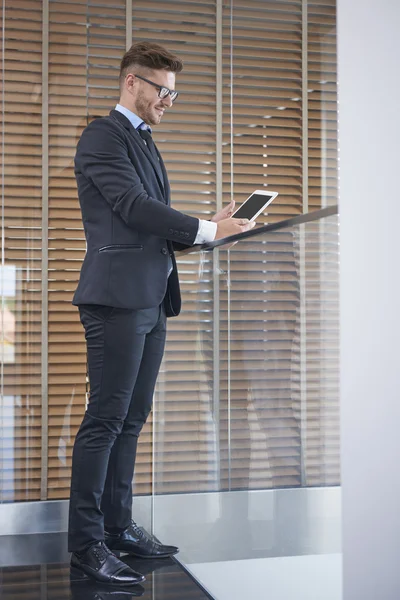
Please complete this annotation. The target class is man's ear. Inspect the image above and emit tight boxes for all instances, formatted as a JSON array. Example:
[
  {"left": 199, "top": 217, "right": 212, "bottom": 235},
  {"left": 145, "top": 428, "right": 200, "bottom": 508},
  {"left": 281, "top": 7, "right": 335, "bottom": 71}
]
[{"left": 125, "top": 73, "right": 136, "bottom": 92}]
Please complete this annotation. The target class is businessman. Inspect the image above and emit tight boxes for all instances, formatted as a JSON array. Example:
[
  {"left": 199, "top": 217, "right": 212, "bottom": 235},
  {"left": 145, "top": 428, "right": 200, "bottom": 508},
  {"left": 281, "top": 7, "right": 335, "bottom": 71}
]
[{"left": 68, "top": 41, "right": 255, "bottom": 586}]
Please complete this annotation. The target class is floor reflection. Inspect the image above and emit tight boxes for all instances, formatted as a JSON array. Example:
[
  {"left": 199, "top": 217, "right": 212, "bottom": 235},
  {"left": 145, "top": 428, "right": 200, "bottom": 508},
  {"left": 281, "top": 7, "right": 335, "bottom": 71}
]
[{"left": 0, "top": 536, "right": 212, "bottom": 599}]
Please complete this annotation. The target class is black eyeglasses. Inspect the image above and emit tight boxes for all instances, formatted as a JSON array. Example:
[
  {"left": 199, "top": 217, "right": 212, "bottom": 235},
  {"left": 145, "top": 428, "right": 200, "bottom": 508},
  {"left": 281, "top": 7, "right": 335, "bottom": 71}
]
[{"left": 135, "top": 74, "right": 179, "bottom": 103}]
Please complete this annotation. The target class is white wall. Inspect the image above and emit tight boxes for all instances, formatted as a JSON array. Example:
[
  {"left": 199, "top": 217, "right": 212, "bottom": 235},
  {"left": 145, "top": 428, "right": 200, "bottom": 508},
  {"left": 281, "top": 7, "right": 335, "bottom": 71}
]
[{"left": 338, "top": 1, "right": 400, "bottom": 598}]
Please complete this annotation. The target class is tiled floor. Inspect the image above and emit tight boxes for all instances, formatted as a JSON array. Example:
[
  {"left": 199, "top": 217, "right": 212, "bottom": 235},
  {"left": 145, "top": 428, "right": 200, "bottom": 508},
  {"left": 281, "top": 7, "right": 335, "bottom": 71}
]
[{"left": 0, "top": 533, "right": 213, "bottom": 600}]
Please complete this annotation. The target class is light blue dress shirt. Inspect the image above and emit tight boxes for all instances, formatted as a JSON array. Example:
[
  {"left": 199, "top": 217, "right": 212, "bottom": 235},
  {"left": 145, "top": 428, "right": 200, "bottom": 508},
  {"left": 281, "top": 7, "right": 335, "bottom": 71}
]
[{"left": 115, "top": 103, "right": 149, "bottom": 132}]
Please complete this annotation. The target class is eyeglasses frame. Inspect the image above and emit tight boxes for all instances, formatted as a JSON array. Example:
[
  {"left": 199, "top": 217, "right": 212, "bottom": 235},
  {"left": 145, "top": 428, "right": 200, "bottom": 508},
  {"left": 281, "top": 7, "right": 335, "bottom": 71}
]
[{"left": 134, "top": 74, "right": 179, "bottom": 103}]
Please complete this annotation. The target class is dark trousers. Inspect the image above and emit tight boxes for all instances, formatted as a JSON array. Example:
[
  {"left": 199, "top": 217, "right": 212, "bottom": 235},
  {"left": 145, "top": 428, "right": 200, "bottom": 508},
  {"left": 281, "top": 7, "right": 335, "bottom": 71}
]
[{"left": 68, "top": 303, "right": 166, "bottom": 553}]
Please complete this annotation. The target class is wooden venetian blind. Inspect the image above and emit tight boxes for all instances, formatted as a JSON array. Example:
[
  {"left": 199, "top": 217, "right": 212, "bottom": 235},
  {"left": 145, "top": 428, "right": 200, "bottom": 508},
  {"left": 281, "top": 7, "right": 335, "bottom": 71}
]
[
  {"left": 307, "top": 0, "right": 338, "bottom": 209},
  {"left": 305, "top": 0, "right": 339, "bottom": 485},
  {"left": 1, "top": 0, "right": 43, "bottom": 502},
  {"left": 304, "top": 215, "right": 340, "bottom": 486},
  {"left": 47, "top": 0, "right": 89, "bottom": 499},
  {"left": 132, "top": 0, "right": 220, "bottom": 493},
  {"left": 46, "top": 0, "right": 134, "bottom": 500},
  {"left": 219, "top": 0, "right": 303, "bottom": 490},
  {"left": 222, "top": 0, "right": 304, "bottom": 221}
]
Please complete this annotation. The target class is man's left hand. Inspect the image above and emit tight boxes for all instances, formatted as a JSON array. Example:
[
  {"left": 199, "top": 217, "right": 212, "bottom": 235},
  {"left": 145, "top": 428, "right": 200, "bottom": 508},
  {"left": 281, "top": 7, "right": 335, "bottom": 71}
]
[{"left": 211, "top": 200, "right": 235, "bottom": 223}]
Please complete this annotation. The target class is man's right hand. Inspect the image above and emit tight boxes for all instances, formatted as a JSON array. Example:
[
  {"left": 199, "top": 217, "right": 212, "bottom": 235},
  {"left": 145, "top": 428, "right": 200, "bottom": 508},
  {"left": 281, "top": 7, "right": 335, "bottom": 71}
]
[{"left": 214, "top": 217, "right": 256, "bottom": 240}]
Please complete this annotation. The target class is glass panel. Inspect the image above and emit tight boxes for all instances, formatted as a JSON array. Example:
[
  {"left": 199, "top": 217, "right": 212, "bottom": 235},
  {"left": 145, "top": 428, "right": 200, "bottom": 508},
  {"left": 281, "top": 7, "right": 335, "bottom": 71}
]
[
  {"left": 220, "top": 228, "right": 302, "bottom": 493},
  {"left": 153, "top": 0, "right": 340, "bottom": 595},
  {"left": 1, "top": 0, "right": 43, "bottom": 503},
  {"left": 153, "top": 213, "right": 340, "bottom": 598},
  {"left": 1, "top": 0, "right": 3, "bottom": 505},
  {"left": 153, "top": 249, "right": 219, "bottom": 493},
  {"left": 46, "top": 0, "right": 126, "bottom": 501},
  {"left": 222, "top": 0, "right": 304, "bottom": 224},
  {"left": 307, "top": 0, "right": 338, "bottom": 210}
]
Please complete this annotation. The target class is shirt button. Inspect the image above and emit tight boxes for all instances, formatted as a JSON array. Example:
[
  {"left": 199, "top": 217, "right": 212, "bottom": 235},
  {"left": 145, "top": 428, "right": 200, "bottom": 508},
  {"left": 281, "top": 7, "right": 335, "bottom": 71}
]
[{"left": 161, "top": 248, "right": 168, "bottom": 255}]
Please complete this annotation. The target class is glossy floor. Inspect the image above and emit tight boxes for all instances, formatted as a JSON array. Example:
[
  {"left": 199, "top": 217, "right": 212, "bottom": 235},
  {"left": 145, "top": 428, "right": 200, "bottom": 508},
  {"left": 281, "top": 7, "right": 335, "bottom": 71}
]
[{"left": 0, "top": 533, "right": 213, "bottom": 600}]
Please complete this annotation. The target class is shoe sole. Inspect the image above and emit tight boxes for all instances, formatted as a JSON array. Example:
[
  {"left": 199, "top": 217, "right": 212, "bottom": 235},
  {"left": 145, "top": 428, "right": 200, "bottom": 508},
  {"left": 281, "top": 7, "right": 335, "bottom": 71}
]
[{"left": 113, "top": 549, "right": 179, "bottom": 559}]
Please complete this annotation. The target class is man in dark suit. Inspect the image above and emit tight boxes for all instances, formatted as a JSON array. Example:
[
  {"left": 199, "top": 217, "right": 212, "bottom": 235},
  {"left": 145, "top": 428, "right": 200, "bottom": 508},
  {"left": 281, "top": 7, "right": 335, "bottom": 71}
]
[{"left": 68, "top": 41, "right": 254, "bottom": 587}]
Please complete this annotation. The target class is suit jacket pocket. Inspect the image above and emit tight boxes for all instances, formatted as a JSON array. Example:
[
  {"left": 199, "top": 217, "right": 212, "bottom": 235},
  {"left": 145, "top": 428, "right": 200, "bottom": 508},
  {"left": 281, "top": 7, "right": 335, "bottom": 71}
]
[{"left": 98, "top": 244, "right": 144, "bottom": 253}]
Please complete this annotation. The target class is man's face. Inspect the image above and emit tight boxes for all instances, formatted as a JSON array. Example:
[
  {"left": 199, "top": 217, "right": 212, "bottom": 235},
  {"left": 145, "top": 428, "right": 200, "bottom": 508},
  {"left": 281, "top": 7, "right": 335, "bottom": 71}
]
[{"left": 129, "top": 70, "right": 176, "bottom": 126}]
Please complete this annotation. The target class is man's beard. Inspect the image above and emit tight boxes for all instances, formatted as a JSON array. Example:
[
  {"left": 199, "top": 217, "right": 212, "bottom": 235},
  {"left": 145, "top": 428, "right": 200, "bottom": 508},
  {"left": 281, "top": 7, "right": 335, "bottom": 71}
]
[{"left": 136, "top": 91, "right": 161, "bottom": 125}]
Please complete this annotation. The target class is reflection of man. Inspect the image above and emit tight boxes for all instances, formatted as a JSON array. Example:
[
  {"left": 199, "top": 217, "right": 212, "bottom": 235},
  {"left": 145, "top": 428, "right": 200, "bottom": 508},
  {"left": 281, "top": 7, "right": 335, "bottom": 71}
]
[
  {"left": 0, "top": 304, "right": 15, "bottom": 363},
  {"left": 68, "top": 41, "right": 254, "bottom": 587},
  {"left": 0, "top": 266, "right": 16, "bottom": 364},
  {"left": 71, "top": 556, "right": 183, "bottom": 599}
]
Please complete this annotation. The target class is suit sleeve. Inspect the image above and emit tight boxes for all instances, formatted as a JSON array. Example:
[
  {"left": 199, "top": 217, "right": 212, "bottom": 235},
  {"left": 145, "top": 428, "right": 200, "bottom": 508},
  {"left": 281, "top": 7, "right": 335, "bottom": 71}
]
[
  {"left": 75, "top": 118, "right": 199, "bottom": 245},
  {"left": 172, "top": 240, "right": 193, "bottom": 251}
]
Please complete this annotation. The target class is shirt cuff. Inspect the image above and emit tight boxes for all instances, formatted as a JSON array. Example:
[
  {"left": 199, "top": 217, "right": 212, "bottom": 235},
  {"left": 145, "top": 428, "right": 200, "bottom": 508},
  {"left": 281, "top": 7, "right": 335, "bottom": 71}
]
[{"left": 194, "top": 219, "right": 217, "bottom": 244}]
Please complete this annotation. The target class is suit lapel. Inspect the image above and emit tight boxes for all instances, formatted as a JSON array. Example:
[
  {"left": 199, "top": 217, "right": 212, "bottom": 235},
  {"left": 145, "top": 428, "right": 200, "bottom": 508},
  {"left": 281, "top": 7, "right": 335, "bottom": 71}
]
[
  {"left": 110, "top": 110, "right": 166, "bottom": 198},
  {"left": 156, "top": 148, "right": 170, "bottom": 205}
]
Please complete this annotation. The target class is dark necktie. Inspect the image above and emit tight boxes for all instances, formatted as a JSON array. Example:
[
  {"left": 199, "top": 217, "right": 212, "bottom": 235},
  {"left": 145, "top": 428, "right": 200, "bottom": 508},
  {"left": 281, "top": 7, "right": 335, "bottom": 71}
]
[
  {"left": 138, "top": 128, "right": 158, "bottom": 161},
  {"left": 138, "top": 127, "right": 164, "bottom": 185}
]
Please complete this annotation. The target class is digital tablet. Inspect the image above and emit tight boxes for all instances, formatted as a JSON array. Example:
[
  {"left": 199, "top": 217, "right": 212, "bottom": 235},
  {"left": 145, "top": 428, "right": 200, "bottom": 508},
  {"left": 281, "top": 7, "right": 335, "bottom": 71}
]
[{"left": 232, "top": 189, "right": 278, "bottom": 222}]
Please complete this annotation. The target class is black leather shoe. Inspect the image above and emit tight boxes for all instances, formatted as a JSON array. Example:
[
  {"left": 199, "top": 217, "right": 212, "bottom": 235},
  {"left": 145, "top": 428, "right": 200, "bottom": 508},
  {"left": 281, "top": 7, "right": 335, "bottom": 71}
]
[
  {"left": 105, "top": 521, "right": 179, "bottom": 559},
  {"left": 70, "top": 541, "right": 145, "bottom": 586}
]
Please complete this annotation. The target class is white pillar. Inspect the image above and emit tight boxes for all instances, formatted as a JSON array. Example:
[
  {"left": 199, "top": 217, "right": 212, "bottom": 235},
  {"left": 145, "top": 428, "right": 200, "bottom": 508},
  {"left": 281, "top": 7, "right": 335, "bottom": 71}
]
[{"left": 338, "top": 0, "right": 400, "bottom": 598}]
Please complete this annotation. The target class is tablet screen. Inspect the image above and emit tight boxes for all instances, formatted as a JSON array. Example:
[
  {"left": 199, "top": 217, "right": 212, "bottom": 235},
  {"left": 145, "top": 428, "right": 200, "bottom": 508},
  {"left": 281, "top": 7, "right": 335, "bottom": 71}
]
[{"left": 233, "top": 192, "right": 275, "bottom": 220}]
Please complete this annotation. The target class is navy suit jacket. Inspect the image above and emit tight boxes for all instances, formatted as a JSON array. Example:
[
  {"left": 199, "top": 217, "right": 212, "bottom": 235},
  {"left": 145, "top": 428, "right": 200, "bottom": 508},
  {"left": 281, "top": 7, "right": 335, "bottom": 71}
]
[{"left": 72, "top": 109, "right": 199, "bottom": 316}]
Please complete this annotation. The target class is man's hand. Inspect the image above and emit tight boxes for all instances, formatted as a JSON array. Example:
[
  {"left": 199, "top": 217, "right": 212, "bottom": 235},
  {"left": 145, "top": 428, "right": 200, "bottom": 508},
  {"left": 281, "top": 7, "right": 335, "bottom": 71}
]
[
  {"left": 215, "top": 217, "right": 255, "bottom": 240},
  {"left": 211, "top": 200, "right": 235, "bottom": 223}
]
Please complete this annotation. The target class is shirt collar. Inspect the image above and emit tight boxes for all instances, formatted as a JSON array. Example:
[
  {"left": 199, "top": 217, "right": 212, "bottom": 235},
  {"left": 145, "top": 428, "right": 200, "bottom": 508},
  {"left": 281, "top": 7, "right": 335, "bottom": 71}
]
[{"left": 115, "top": 104, "right": 152, "bottom": 133}]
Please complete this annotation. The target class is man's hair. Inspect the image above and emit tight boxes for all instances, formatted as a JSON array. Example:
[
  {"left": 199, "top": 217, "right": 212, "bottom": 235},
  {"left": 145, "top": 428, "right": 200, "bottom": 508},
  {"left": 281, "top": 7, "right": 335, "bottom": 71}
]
[{"left": 119, "top": 41, "right": 183, "bottom": 85}]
